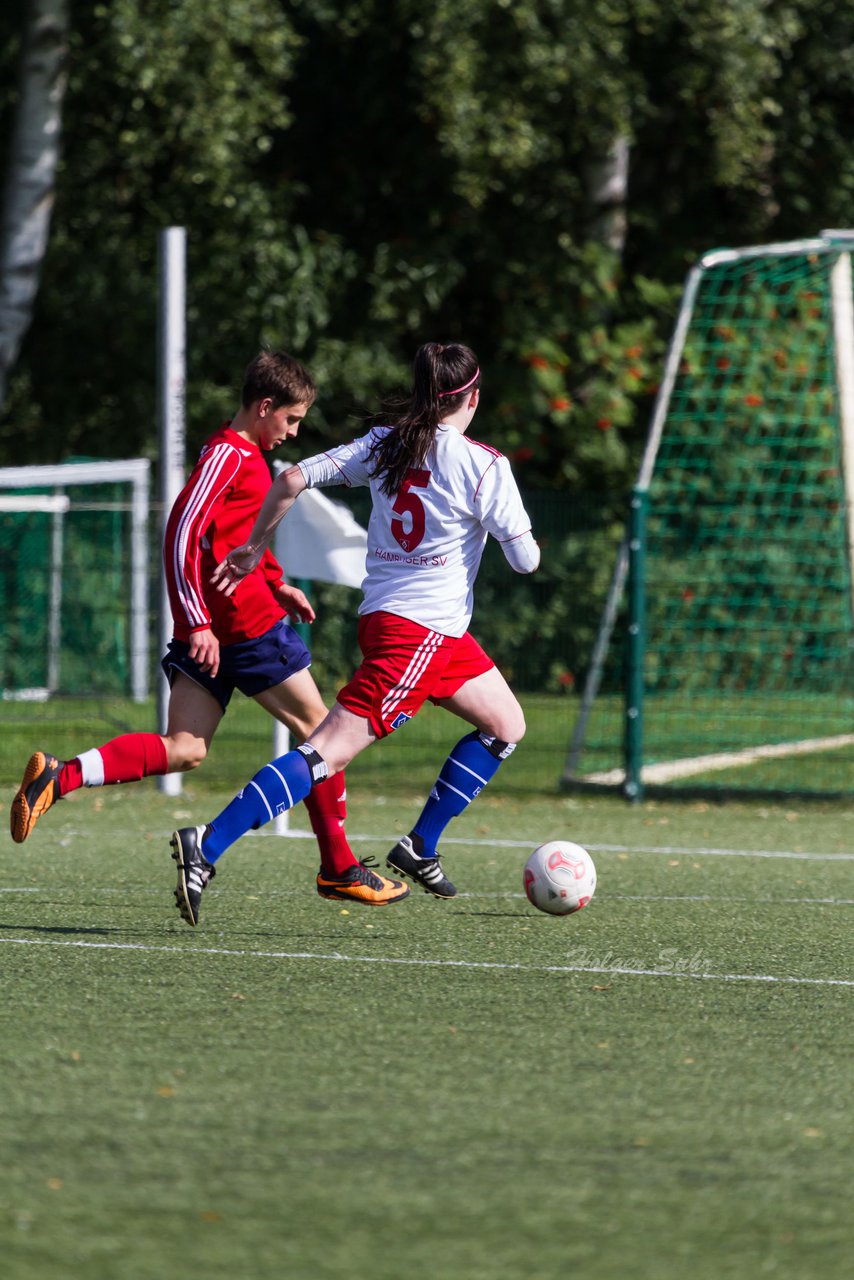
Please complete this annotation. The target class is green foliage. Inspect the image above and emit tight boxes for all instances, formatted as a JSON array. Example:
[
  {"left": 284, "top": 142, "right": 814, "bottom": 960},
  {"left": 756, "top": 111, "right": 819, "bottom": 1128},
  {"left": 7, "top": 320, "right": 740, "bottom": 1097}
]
[
  {"left": 5, "top": 0, "right": 851, "bottom": 477},
  {"left": 1, "top": 0, "right": 320, "bottom": 457},
  {"left": 471, "top": 495, "right": 625, "bottom": 693},
  {"left": 2, "top": 0, "right": 854, "bottom": 692}
]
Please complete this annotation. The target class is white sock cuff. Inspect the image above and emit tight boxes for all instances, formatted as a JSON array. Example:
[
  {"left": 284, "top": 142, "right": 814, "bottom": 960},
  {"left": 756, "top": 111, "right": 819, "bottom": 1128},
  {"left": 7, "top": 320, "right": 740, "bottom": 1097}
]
[{"left": 78, "top": 748, "right": 105, "bottom": 787}]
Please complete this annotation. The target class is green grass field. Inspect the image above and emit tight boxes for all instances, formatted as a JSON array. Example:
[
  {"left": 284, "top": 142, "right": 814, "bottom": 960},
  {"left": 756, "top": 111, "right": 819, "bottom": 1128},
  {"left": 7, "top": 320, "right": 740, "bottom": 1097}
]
[
  {"left": 1, "top": 768, "right": 852, "bottom": 1280},
  {"left": 3, "top": 685, "right": 851, "bottom": 799}
]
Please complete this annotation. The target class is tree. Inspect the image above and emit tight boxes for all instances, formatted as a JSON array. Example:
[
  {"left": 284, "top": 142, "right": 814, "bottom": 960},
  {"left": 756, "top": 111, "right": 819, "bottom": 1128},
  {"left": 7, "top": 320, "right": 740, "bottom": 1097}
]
[
  {"left": 2, "top": 0, "right": 852, "bottom": 688},
  {"left": 1, "top": 0, "right": 852, "bottom": 495},
  {"left": 0, "top": 0, "right": 68, "bottom": 410}
]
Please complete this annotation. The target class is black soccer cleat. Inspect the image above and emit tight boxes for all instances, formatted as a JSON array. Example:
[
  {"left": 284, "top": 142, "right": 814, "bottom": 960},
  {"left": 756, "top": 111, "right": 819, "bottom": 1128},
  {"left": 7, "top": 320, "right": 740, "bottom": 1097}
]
[
  {"left": 171, "top": 826, "right": 216, "bottom": 927},
  {"left": 10, "top": 751, "right": 64, "bottom": 844},
  {"left": 386, "top": 833, "right": 457, "bottom": 899}
]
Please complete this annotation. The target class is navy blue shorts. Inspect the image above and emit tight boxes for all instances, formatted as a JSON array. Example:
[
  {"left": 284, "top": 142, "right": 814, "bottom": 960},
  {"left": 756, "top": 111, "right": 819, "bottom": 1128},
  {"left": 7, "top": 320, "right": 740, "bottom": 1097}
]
[{"left": 161, "top": 619, "right": 312, "bottom": 713}]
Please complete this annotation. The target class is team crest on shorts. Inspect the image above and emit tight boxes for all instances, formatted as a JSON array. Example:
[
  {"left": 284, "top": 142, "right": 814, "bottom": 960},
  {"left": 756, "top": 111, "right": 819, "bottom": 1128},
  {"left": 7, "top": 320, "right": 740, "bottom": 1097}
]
[{"left": 390, "top": 712, "right": 412, "bottom": 730}]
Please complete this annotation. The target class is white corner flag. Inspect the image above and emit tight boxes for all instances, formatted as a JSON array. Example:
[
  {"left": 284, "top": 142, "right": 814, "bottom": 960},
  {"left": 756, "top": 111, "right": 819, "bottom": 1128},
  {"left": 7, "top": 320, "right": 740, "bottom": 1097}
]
[
  {"left": 270, "top": 478, "right": 367, "bottom": 835},
  {"left": 273, "top": 484, "right": 367, "bottom": 589}
]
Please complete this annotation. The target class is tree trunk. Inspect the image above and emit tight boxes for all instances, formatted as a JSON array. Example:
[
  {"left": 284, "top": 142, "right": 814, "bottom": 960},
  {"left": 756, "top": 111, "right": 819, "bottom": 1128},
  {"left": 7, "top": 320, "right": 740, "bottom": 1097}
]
[
  {"left": 584, "top": 135, "right": 630, "bottom": 255},
  {"left": 0, "top": 0, "right": 69, "bottom": 410}
]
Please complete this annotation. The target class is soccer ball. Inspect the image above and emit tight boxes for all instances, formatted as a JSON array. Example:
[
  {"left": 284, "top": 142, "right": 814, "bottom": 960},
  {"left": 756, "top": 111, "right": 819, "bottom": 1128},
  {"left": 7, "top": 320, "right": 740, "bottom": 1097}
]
[{"left": 523, "top": 841, "right": 597, "bottom": 916}]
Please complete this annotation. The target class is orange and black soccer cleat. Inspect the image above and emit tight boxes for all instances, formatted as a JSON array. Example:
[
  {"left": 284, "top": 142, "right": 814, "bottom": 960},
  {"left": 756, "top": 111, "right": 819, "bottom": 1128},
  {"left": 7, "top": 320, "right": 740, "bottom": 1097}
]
[
  {"left": 316, "top": 857, "right": 410, "bottom": 906},
  {"left": 10, "top": 751, "right": 64, "bottom": 844}
]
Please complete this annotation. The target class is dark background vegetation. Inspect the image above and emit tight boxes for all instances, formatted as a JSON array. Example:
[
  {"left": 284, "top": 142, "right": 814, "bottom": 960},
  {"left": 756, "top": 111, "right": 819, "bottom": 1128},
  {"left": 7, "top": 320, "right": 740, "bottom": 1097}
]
[{"left": 1, "top": 1, "right": 852, "bottom": 694}]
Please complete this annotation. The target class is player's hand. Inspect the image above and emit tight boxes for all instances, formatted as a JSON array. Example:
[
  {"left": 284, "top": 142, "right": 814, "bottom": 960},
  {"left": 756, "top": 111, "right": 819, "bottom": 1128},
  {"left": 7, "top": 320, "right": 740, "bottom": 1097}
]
[
  {"left": 274, "top": 582, "right": 316, "bottom": 624},
  {"left": 212, "top": 544, "right": 263, "bottom": 596},
  {"left": 189, "top": 627, "right": 220, "bottom": 677}
]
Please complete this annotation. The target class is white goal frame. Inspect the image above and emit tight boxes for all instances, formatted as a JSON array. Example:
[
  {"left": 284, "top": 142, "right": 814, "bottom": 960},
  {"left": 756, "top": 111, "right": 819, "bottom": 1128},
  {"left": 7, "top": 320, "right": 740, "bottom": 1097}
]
[
  {"left": 0, "top": 459, "right": 152, "bottom": 701},
  {"left": 563, "top": 231, "right": 854, "bottom": 788}
]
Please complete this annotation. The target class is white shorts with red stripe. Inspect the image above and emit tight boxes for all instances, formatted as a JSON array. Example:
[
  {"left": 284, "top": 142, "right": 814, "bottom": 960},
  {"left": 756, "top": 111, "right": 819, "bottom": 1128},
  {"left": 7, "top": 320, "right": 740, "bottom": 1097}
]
[{"left": 337, "top": 611, "right": 494, "bottom": 738}]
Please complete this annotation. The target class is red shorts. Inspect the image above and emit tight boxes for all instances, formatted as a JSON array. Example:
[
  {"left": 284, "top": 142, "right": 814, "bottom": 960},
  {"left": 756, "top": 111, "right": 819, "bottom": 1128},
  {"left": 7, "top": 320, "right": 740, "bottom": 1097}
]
[{"left": 337, "top": 611, "right": 494, "bottom": 738}]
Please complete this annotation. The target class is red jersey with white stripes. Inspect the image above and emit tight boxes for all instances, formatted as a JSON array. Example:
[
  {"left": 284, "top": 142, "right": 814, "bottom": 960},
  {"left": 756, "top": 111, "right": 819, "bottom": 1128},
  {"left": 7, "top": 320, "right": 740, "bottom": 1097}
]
[{"left": 164, "top": 424, "right": 286, "bottom": 644}]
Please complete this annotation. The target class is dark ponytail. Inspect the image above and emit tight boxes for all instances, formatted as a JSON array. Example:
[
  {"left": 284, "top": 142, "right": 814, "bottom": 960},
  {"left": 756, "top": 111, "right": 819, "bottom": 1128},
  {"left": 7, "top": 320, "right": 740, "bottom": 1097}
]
[{"left": 368, "top": 342, "right": 480, "bottom": 496}]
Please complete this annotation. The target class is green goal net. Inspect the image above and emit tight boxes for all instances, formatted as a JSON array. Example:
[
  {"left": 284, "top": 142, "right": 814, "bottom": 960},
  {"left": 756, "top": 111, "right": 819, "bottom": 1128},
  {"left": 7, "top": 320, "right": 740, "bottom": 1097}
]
[
  {"left": 0, "top": 460, "right": 154, "bottom": 786},
  {"left": 565, "top": 234, "right": 854, "bottom": 800}
]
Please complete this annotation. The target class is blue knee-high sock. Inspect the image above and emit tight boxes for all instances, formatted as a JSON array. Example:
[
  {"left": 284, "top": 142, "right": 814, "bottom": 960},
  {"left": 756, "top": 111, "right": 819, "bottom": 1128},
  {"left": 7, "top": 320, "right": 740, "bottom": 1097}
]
[
  {"left": 412, "top": 732, "right": 508, "bottom": 857},
  {"left": 202, "top": 750, "right": 313, "bottom": 862}
]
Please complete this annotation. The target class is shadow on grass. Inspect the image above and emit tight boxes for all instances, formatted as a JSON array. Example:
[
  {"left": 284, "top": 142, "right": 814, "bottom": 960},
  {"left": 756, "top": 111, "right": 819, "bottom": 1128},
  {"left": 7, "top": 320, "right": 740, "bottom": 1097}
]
[{"left": 0, "top": 921, "right": 147, "bottom": 937}]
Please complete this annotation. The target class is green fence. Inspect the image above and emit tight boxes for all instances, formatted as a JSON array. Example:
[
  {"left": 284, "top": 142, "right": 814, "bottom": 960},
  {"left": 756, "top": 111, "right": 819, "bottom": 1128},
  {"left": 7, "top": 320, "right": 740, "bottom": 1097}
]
[{"left": 0, "top": 490, "right": 137, "bottom": 697}]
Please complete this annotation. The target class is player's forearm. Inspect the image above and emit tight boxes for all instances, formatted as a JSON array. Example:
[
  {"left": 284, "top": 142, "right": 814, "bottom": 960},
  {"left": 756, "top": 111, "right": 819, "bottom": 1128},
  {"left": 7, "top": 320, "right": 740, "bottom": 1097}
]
[
  {"left": 502, "top": 530, "right": 541, "bottom": 574},
  {"left": 243, "top": 466, "right": 307, "bottom": 554}
]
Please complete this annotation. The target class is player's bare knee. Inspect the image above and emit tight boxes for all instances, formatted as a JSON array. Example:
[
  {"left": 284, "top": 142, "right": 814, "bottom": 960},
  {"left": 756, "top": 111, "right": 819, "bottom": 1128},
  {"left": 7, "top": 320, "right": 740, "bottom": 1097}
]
[
  {"left": 486, "top": 710, "right": 526, "bottom": 746},
  {"left": 478, "top": 728, "right": 522, "bottom": 760},
  {"left": 490, "top": 697, "right": 526, "bottom": 746}
]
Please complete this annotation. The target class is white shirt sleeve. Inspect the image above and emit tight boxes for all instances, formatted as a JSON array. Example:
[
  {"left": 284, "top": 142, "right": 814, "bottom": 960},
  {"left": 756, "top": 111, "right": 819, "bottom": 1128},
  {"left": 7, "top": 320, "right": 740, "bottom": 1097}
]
[
  {"left": 297, "top": 432, "right": 376, "bottom": 490},
  {"left": 501, "top": 528, "right": 541, "bottom": 574},
  {"left": 475, "top": 454, "right": 540, "bottom": 574}
]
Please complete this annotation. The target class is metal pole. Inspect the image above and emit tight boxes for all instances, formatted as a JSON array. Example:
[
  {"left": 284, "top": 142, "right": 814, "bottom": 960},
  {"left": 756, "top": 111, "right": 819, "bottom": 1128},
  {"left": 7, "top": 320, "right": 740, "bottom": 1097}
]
[
  {"left": 272, "top": 578, "right": 312, "bottom": 835},
  {"left": 829, "top": 249, "right": 854, "bottom": 627},
  {"left": 623, "top": 488, "right": 647, "bottom": 802},
  {"left": 157, "top": 227, "right": 186, "bottom": 796},
  {"left": 48, "top": 498, "right": 66, "bottom": 692},
  {"left": 130, "top": 464, "right": 150, "bottom": 702},
  {"left": 272, "top": 721, "right": 291, "bottom": 835}
]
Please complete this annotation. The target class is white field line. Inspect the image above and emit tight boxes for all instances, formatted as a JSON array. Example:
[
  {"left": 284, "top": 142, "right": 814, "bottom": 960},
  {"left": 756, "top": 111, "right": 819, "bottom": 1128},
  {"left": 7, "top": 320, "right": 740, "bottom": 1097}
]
[
  {"left": 583, "top": 733, "right": 854, "bottom": 785},
  {"left": 3, "top": 886, "right": 854, "bottom": 907},
  {"left": 0, "top": 934, "right": 852, "bottom": 988},
  {"left": 4, "top": 834, "right": 854, "bottom": 867},
  {"left": 603, "top": 893, "right": 854, "bottom": 905},
  {"left": 275, "top": 831, "right": 854, "bottom": 862},
  {"left": 581, "top": 843, "right": 854, "bottom": 861}
]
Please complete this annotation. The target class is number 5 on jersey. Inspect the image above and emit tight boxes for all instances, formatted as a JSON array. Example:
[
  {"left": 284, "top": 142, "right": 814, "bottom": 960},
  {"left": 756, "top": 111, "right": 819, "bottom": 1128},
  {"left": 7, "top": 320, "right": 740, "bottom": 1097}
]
[{"left": 391, "top": 468, "right": 430, "bottom": 552}]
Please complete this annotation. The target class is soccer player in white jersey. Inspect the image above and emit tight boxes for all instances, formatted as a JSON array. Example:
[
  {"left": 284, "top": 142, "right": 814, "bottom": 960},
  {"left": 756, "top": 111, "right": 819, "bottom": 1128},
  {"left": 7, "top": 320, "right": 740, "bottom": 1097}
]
[{"left": 170, "top": 341, "right": 540, "bottom": 925}]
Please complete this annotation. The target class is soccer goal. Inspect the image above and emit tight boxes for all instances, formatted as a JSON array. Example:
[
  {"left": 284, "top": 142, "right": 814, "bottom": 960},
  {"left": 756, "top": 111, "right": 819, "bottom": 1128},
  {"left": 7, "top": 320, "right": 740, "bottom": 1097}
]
[
  {"left": 0, "top": 459, "right": 152, "bottom": 784},
  {"left": 564, "top": 233, "right": 854, "bottom": 800}
]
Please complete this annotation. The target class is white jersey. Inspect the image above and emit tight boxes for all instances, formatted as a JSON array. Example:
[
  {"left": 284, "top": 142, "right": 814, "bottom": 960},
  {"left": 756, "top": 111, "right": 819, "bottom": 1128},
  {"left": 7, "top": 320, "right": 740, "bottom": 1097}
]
[{"left": 297, "top": 424, "right": 536, "bottom": 636}]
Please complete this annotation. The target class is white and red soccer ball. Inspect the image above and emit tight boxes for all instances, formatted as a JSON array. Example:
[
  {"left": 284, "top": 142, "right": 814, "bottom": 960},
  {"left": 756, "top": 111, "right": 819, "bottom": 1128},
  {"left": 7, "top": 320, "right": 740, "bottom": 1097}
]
[{"left": 523, "top": 840, "right": 597, "bottom": 916}]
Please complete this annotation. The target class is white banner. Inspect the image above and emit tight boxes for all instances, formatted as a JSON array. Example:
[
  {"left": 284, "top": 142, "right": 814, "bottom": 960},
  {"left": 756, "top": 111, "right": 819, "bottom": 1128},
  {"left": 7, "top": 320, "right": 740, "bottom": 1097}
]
[{"left": 274, "top": 484, "right": 367, "bottom": 590}]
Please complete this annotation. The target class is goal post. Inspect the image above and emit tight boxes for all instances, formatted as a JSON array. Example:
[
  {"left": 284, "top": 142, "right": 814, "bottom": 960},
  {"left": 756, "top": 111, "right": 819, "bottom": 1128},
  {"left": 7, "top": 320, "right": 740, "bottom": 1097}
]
[
  {"left": 0, "top": 458, "right": 155, "bottom": 787},
  {"left": 564, "top": 232, "right": 854, "bottom": 800},
  {"left": 0, "top": 459, "right": 151, "bottom": 702},
  {"left": 829, "top": 247, "right": 854, "bottom": 597}
]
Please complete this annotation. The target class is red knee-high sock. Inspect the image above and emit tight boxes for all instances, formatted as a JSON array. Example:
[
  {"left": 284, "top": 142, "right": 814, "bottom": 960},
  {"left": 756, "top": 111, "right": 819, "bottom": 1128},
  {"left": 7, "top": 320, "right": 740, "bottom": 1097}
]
[
  {"left": 59, "top": 733, "right": 169, "bottom": 794},
  {"left": 303, "top": 771, "right": 358, "bottom": 877}
]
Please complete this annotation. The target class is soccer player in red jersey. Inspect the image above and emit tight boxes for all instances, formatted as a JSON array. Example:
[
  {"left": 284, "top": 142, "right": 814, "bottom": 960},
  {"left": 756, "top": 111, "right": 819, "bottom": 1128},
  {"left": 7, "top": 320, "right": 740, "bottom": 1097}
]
[{"left": 9, "top": 350, "right": 408, "bottom": 913}]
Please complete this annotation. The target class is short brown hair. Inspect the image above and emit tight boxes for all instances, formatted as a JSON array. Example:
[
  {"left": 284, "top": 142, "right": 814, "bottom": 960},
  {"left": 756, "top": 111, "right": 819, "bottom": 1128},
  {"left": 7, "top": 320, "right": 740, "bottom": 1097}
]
[{"left": 241, "top": 350, "right": 317, "bottom": 409}]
